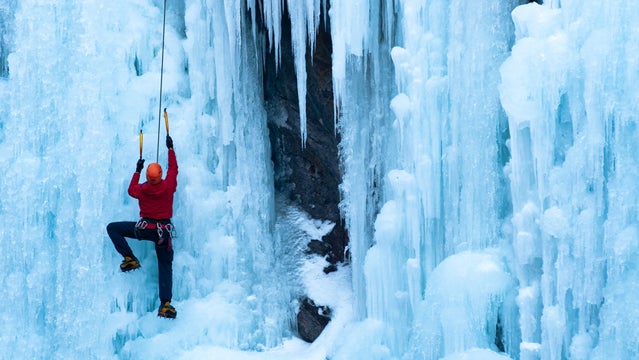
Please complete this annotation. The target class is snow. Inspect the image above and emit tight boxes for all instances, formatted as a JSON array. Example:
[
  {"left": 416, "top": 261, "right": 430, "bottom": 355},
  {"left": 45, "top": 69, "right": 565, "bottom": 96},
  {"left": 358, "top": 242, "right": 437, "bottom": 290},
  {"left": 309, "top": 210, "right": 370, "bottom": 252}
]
[
  {"left": 540, "top": 206, "right": 570, "bottom": 239},
  {"left": 440, "top": 348, "right": 513, "bottom": 360},
  {"left": 1, "top": 0, "right": 639, "bottom": 358},
  {"left": 406, "top": 250, "right": 516, "bottom": 359}
]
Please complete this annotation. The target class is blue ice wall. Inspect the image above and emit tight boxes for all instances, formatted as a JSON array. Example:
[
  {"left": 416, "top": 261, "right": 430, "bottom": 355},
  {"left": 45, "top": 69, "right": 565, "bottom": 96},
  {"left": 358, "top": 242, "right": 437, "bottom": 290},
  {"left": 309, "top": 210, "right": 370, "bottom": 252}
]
[{"left": 1, "top": 1, "right": 639, "bottom": 359}]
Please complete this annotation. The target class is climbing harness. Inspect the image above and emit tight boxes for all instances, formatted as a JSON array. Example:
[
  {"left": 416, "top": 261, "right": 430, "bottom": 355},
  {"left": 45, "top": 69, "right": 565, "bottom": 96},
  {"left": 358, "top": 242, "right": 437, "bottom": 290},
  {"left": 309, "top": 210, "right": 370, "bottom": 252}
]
[
  {"left": 135, "top": 218, "right": 177, "bottom": 251},
  {"left": 155, "top": 0, "right": 168, "bottom": 162}
]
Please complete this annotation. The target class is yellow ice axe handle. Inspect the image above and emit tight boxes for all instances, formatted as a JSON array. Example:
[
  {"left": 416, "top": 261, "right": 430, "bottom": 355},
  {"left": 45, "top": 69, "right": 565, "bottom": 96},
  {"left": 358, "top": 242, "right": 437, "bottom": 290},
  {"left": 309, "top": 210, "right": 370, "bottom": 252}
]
[
  {"left": 139, "top": 130, "right": 143, "bottom": 159},
  {"left": 163, "top": 108, "right": 169, "bottom": 135}
]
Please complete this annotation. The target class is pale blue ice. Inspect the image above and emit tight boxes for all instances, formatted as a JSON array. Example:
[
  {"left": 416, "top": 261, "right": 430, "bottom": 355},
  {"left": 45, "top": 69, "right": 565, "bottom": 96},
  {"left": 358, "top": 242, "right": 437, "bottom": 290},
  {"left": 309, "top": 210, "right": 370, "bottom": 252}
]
[{"left": 0, "top": 0, "right": 637, "bottom": 359}]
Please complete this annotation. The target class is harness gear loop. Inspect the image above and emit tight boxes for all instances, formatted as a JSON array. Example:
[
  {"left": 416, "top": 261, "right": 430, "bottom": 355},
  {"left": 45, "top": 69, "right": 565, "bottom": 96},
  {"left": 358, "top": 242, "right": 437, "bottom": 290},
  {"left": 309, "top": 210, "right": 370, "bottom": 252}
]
[
  {"left": 156, "top": 222, "right": 173, "bottom": 251},
  {"left": 135, "top": 219, "right": 149, "bottom": 230},
  {"left": 156, "top": 223, "right": 164, "bottom": 239}
]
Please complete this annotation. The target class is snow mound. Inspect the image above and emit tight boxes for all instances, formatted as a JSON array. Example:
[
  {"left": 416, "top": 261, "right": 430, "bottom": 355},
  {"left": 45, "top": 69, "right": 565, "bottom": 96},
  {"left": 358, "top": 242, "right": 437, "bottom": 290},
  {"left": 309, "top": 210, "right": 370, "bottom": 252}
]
[{"left": 407, "top": 250, "right": 516, "bottom": 359}]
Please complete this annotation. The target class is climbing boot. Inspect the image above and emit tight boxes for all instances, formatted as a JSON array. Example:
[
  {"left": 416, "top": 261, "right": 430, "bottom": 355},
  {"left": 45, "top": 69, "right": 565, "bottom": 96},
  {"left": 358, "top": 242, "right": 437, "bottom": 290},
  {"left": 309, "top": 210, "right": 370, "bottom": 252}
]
[
  {"left": 120, "top": 256, "right": 141, "bottom": 272},
  {"left": 158, "top": 301, "right": 177, "bottom": 319}
]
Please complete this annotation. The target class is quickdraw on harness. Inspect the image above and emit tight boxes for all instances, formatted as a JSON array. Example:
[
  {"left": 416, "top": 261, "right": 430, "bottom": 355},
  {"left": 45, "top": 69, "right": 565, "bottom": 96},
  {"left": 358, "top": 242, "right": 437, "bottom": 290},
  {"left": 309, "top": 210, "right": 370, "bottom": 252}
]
[{"left": 135, "top": 219, "right": 176, "bottom": 251}]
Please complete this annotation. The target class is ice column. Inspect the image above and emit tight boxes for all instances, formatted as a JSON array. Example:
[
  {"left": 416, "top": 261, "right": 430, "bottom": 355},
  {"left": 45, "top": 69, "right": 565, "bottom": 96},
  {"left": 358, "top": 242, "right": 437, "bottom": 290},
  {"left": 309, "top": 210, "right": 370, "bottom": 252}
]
[
  {"left": 441, "top": 0, "right": 514, "bottom": 251},
  {"left": 391, "top": 0, "right": 516, "bottom": 284},
  {"left": 333, "top": 0, "right": 398, "bottom": 321},
  {"left": 500, "top": 4, "right": 575, "bottom": 358},
  {"left": 182, "top": 0, "right": 281, "bottom": 349},
  {"left": 499, "top": 1, "right": 638, "bottom": 357},
  {"left": 378, "top": 0, "right": 516, "bottom": 355},
  {"left": 364, "top": 170, "right": 418, "bottom": 355},
  {"left": 580, "top": 0, "right": 639, "bottom": 358}
]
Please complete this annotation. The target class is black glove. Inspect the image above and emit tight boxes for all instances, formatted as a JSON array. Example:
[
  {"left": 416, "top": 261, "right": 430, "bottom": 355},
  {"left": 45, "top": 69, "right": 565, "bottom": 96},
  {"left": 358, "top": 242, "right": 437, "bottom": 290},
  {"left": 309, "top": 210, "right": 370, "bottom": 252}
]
[
  {"left": 166, "top": 135, "right": 173, "bottom": 149},
  {"left": 136, "top": 159, "right": 145, "bottom": 173}
]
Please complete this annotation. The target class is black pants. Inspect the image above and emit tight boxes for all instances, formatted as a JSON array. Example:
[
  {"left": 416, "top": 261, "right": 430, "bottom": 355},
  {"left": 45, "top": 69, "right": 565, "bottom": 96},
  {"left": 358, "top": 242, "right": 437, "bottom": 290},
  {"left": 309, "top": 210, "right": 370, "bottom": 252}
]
[{"left": 106, "top": 221, "right": 173, "bottom": 303}]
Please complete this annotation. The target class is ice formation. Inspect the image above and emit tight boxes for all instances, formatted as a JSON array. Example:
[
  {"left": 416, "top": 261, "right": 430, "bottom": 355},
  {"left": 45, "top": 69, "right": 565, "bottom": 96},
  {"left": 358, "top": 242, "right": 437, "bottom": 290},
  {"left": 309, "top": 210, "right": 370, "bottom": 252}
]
[{"left": 1, "top": 0, "right": 638, "bottom": 358}]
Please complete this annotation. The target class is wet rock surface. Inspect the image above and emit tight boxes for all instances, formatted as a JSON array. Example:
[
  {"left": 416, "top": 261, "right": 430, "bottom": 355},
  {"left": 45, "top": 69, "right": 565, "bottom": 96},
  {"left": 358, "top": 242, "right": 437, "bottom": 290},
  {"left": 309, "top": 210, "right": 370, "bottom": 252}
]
[
  {"left": 262, "top": 7, "right": 343, "bottom": 343},
  {"left": 297, "top": 297, "right": 331, "bottom": 343},
  {"left": 263, "top": 9, "right": 346, "bottom": 266}
]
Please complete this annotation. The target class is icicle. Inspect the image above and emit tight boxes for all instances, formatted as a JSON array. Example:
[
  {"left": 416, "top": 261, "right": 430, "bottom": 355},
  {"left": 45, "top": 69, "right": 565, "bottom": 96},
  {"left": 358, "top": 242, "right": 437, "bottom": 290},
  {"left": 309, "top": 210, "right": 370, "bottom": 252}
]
[
  {"left": 262, "top": 0, "right": 283, "bottom": 68},
  {"left": 329, "top": 0, "right": 369, "bottom": 112},
  {"left": 284, "top": 0, "right": 323, "bottom": 147},
  {"left": 285, "top": 0, "right": 307, "bottom": 146},
  {"left": 305, "top": 0, "right": 322, "bottom": 59}
]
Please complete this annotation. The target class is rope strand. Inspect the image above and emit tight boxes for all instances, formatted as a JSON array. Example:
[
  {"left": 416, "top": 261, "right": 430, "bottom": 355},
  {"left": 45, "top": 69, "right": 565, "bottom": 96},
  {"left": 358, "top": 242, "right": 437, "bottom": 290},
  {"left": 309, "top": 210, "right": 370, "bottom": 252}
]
[{"left": 156, "top": 0, "right": 168, "bottom": 162}]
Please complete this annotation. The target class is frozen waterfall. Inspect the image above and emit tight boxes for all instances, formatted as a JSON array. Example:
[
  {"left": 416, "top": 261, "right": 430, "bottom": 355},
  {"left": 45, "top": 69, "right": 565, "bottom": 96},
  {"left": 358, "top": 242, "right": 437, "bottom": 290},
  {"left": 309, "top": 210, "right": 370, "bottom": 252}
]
[{"left": 1, "top": 0, "right": 638, "bottom": 359}]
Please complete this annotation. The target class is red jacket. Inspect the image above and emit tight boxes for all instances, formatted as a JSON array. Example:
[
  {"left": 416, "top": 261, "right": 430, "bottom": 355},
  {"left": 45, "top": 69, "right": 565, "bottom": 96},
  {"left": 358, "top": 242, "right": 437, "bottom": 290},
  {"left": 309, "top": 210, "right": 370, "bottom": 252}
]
[{"left": 128, "top": 149, "right": 178, "bottom": 220}]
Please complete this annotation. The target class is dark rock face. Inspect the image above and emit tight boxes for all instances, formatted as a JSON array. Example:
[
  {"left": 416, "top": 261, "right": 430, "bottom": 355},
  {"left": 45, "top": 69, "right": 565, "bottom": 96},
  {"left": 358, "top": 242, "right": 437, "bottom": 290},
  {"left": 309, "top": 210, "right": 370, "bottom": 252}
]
[
  {"left": 263, "top": 8, "right": 346, "bottom": 266},
  {"left": 262, "top": 5, "right": 343, "bottom": 343},
  {"left": 0, "top": 2, "right": 15, "bottom": 79},
  {"left": 297, "top": 297, "right": 331, "bottom": 343},
  {"left": 495, "top": 315, "right": 505, "bottom": 352}
]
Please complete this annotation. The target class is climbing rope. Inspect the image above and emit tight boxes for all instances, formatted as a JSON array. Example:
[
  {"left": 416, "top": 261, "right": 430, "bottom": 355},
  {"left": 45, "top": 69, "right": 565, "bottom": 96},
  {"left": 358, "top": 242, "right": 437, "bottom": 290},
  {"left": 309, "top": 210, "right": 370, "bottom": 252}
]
[{"left": 155, "top": 0, "right": 168, "bottom": 162}]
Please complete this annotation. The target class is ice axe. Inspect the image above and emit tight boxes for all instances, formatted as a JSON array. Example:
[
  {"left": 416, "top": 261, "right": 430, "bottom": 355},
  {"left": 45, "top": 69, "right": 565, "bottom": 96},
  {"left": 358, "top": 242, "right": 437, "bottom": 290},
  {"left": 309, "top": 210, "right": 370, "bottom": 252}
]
[
  {"left": 139, "top": 129, "right": 143, "bottom": 160},
  {"left": 164, "top": 108, "right": 169, "bottom": 135}
]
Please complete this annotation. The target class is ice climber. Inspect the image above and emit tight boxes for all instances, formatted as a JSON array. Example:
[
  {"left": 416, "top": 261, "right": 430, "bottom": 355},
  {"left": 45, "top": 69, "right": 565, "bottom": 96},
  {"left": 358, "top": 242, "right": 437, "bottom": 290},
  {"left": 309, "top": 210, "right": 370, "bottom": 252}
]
[{"left": 107, "top": 135, "right": 178, "bottom": 319}]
